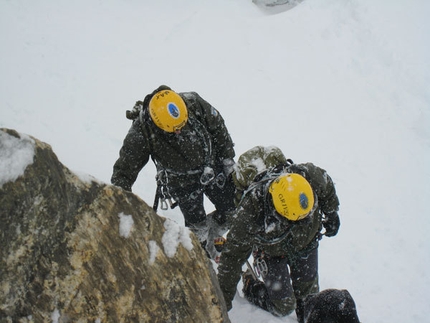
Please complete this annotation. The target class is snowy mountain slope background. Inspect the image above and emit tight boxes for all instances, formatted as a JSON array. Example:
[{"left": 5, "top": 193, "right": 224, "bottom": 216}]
[{"left": 1, "top": 0, "right": 429, "bottom": 322}]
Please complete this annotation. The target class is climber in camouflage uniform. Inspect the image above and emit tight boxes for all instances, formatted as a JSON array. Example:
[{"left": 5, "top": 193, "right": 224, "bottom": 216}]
[
  {"left": 217, "top": 146, "right": 340, "bottom": 323},
  {"left": 111, "top": 85, "right": 236, "bottom": 257}
]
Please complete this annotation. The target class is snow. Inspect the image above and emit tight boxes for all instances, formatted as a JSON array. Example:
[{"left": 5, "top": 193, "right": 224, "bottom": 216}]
[
  {"left": 1, "top": 0, "right": 429, "bottom": 322},
  {"left": 162, "top": 218, "right": 194, "bottom": 258},
  {"left": 0, "top": 130, "right": 35, "bottom": 188},
  {"left": 148, "top": 240, "right": 160, "bottom": 265},
  {"left": 51, "top": 309, "right": 60, "bottom": 323},
  {"left": 73, "top": 170, "right": 101, "bottom": 185},
  {"left": 118, "top": 212, "right": 134, "bottom": 238}
]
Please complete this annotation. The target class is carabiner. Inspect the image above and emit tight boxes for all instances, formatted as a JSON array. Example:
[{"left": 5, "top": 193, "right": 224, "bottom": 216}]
[
  {"left": 255, "top": 257, "right": 268, "bottom": 277},
  {"left": 200, "top": 167, "right": 215, "bottom": 185},
  {"left": 215, "top": 173, "right": 226, "bottom": 188},
  {"left": 160, "top": 198, "right": 169, "bottom": 210}
]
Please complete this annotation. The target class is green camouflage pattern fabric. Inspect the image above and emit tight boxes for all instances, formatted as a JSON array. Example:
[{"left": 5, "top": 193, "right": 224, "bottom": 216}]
[
  {"left": 232, "top": 145, "right": 287, "bottom": 205},
  {"left": 218, "top": 148, "right": 340, "bottom": 310}
]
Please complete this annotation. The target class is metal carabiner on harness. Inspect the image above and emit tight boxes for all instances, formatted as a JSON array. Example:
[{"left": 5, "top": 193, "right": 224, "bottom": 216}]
[
  {"left": 159, "top": 186, "right": 170, "bottom": 210},
  {"left": 156, "top": 170, "right": 178, "bottom": 210},
  {"left": 160, "top": 198, "right": 169, "bottom": 210},
  {"left": 214, "top": 172, "right": 226, "bottom": 189},
  {"left": 255, "top": 257, "right": 268, "bottom": 277},
  {"left": 160, "top": 196, "right": 178, "bottom": 210},
  {"left": 200, "top": 166, "right": 215, "bottom": 186}
]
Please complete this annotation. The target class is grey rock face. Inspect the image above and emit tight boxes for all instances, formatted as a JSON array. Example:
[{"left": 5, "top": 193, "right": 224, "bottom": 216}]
[{"left": 0, "top": 128, "right": 230, "bottom": 323}]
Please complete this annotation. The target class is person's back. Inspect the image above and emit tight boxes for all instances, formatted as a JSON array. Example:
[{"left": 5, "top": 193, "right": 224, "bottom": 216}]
[
  {"left": 218, "top": 145, "right": 341, "bottom": 322},
  {"left": 111, "top": 85, "right": 237, "bottom": 259}
]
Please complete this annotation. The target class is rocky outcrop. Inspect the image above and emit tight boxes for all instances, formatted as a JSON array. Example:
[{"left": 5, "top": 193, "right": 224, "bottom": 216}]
[{"left": 0, "top": 128, "right": 230, "bottom": 323}]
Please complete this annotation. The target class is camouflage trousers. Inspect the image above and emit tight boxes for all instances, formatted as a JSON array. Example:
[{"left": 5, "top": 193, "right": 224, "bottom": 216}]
[{"left": 243, "top": 248, "right": 319, "bottom": 317}]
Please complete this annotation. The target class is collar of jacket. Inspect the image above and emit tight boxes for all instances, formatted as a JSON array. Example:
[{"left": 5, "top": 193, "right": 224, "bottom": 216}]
[{"left": 139, "top": 108, "right": 216, "bottom": 176}]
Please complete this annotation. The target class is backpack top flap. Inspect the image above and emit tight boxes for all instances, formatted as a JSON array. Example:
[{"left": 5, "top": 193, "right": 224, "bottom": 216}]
[{"left": 233, "top": 146, "right": 288, "bottom": 192}]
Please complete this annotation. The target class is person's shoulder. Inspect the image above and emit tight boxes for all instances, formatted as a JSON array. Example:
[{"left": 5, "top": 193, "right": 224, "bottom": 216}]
[
  {"left": 180, "top": 92, "right": 209, "bottom": 119},
  {"left": 290, "top": 162, "right": 320, "bottom": 175},
  {"left": 234, "top": 193, "right": 261, "bottom": 226},
  {"left": 290, "top": 162, "right": 333, "bottom": 190},
  {"left": 239, "top": 180, "right": 268, "bottom": 211},
  {"left": 127, "top": 110, "right": 154, "bottom": 137},
  {"left": 179, "top": 91, "right": 200, "bottom": 103}
]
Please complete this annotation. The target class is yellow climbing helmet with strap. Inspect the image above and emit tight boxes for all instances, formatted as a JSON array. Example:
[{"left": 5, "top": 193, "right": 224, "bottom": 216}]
[
  {"left": 149, "top": 89, "right": 188, "bottom": 133},
  {"left": 269, "top": 173, "right": 314, "bottom": 221}
]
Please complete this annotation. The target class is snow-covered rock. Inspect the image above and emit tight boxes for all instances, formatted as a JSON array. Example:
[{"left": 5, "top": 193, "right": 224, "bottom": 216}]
[{"left": 0, "top": 128, "right": 229, "bottom": 322}]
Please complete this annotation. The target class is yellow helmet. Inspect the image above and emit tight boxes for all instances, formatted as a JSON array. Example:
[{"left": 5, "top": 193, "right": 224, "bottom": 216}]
[
  {"left": 269, "top": 173, "right": 314, "bottom": 221},
  {"left": 149, "top": 89, "right": 188, "bottom": 132}
]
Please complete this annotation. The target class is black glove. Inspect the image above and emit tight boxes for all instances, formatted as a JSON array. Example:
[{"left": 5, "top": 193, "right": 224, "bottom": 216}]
[
  {"left": 126, "top": 101, "right": 144, "bottom": 120},
  {"left": 323, "top": 211, "right": 340, "bottom": 237}
]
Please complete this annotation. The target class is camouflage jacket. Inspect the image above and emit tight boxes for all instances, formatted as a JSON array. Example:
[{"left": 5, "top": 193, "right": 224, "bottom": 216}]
[
  {"left": 111, "top": 92, "right": 235, "bottom": 191},
  {"left": 217, "top": 162, "right": 340, "bottom": 308}
]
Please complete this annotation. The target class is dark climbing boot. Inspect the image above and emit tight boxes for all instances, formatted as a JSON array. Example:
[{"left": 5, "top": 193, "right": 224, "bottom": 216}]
[{"left": 296, "top": 298, "right": 304, "bottom": 323}]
